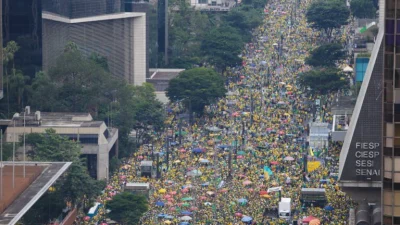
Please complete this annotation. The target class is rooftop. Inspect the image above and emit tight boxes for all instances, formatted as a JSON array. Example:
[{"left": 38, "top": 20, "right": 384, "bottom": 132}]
[
  {"left": 0, "top": 162, "right": 72, "bottom": 225},
  {"left": 6, "top": 111, "right": 104, "bottom": 128},
  {"left": 147, "top": 68, "right": 185, "bottom": 92}
]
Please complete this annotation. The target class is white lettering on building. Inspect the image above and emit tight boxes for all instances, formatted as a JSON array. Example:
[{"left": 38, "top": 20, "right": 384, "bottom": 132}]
[{"left": 354, "top": 142, "right": 380, "bottom": 177}]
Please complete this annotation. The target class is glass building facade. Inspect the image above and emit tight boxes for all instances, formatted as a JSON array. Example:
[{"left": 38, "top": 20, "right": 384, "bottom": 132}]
[
  {"left": 42, "top": 0, "right": 123, "bottom": 19},
  {"left": 384, "top": 0, "right": 400, "bottom": 224}
]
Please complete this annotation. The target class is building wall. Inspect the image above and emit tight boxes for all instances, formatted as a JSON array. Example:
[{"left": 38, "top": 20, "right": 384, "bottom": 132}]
[
  {"left": 0, "top": 0, "right": 3, "bottom": 100},
  {"left": 42, "top": 0, "right": 123, "bottom": 19},
  {"left": 383, "top": 0, "right": 400, "bottom": 222},
  {"left": 42, "top": 15, "right": 147, "bottom": 84}
]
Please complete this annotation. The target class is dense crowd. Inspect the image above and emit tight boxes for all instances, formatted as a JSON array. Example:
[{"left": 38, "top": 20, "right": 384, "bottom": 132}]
[{"left": 83, "top": 0, "right": 356, "bottom": 224}]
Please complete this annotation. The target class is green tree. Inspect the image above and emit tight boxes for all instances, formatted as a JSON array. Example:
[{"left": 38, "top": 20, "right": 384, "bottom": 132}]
[
  {"left": 223, "top": 7, "right": 263, "bottom": 42},
  {"left": 107, "top": 192, "right": 148, "bottom": 225},
  {"left": 166, "top": 68, "right": 226, "bottom": 118},
  {"left": 305, "top": 43, "right": 346, "bottom": 67},
  {"left": 298, "top": 68, "right": 349, "bottom": 94},
  {"left": 168, "top": 0, "right": 210, "bottom": 68},
  {"left": 350, "top": 0, "right": 376, "bottom": 18},
  {"left": 23, "top": 129, "right": 105, "bottom": 224},
  {"left": 2, "top": 41, "right": 21, "bottom": 117},
  {"left": 201, "top": 25, "right": 243, "bottom": 72},
  {"left": 306, "top": 0, "right": 350, "bottom": 38}
]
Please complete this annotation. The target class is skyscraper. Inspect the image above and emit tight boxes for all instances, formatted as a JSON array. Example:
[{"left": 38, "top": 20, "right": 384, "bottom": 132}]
[
  {"left": 0, "top": 0, "right": 3, "bottom": 100},
  {"left": 340, "top": 0, "right": 400, "bottom": 224},
  {"left": 382, "top": 0, "right": 400, "bottom": 223},
  {"left": 42, "top": 0, "right": 149, "bottom": 85}
]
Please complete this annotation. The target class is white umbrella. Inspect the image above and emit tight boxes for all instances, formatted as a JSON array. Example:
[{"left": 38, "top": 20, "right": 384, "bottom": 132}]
[
  {"left": 273, "top": 43, "right": 278, "bottom": 46},
  {"left": 284, "top": 156, "right": 295, "bottom": 161},
  {"left": 343, "top": 65, "right": 353, "bottom": 72},
  {"left": 180, "top": 216, "right": 192, "bottom": 221}
]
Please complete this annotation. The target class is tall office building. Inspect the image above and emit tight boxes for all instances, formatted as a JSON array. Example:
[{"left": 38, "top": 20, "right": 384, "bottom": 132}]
[
  {"left": 42, "top": 0, "right": 149, "bottom": 85},
  {"left": 382, "top": 0, "right": 400, "bottom": 223},
  {"left": 340, "top": 0, "right": 400, "bottom": 224},
  {"left": 0, "top": 0, "right": 3, "bottom": 100}
]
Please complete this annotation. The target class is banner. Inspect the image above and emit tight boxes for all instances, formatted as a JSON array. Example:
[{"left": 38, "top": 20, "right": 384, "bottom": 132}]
[
  {"left": 307, "top": 161, "right": 321, "bottom": 172},
  {"left": 267, "top": 186, "right": 282, "bottom": 193}
]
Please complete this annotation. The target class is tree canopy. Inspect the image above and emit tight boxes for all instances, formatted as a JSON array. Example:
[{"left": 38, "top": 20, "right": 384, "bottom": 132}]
[
  {"left": 305, "top": 43, "right": 346, "bottom": 67},
  {"left": 166, "top": 68, "right": 226, "bottom": 115},
  {"left": 201, "top": 25, "right": 243, "bottom": 72},
  {"left": 298, "top": 68, "right": 349, "bottom": 94},
  {"left": 22, "top": 129, "right": 105, "bottom": 224},
  {"left": 350, "top": 0, "right": 376, "bottom": 18},
  {"left": 107, "top": 192, "right": 148, "bottom": 225},
  {"left": 306, "top": 0, "right": 350, "bottom": 37},
  {"left": 29, "top": 43, "right": 165, "bottom": 157}
]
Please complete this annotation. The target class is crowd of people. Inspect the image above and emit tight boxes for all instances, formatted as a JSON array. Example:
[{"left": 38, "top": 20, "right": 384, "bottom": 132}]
[{"left": 84, "top": 0, "right": 356, "bottom": 224}]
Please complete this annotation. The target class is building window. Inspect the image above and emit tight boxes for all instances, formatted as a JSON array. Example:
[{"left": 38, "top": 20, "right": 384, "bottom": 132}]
[
  {"left": 386, "top": 103, "right": 394, "bottom": 122},
  {"left": 383, "top": 215, "right": 392, "bottom": 225},
  {"left": 387, "top": 54, "right": 395, "bottom": 68},
  {"left": 198, "top": 0, "right": 207, "bottom": 4}
]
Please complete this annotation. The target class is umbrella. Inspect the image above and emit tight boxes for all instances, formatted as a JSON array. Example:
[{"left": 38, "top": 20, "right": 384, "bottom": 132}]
[
  {"left": 165, "top": 215, "right": 174, "bottom": 219},
  {"left": 174, "top": 160, "right": 182, "bottom": 164},
  {"left": 237, "top": 198, "right": 248, "bottom": 204},
  {"left": 206, "top": 191, "right": 215, "bottom": 196},
  {"left": 159, "top": 189, "right": 167, "bottom": 194},
  {"left": 199, "top": 159, "right": 210, "bottom": 164},
  {"left": 270, "top": 161, "right": 279, "bottom": 165},
  {"left": 175, "top": 131, "right": 188, "bottom": 136},
  {"left": 259, "top": 190, "right": 268, "bottom": 195},
  {"left": 243, "top": 180, "right": 252, "bottom": 185},
  {"left": 179, "top": 223, "right": 190, "bottom": 225},
  {"left": 218, "top": 145, "right": 230, "bottom": 149},
  {"left": 158, "top": 213, "right": 167, "bottom": 218},
  {"left": 303, "top": 216, "right": 317, "bottom": 223},
  {"left": 190, "top": 206, "right": 198, "bottom": 211},
  {"left": 180, "top": 216, "right": 192, "bottom": 221},
  {"left": 310, "top": 219, "right": 321, "bottom": 225},
  {"left": 182, "top": 197, "right": 194, "bottom": 201},
  {"left": 186, "top": 170, "right": 202, "bottom": 177},
  {"left": 261, "top": 194, "right": 271, "bottom": 199},
  {"left": 202, "top": 182, "right": 210, "bottom": 186},
  {"left": 164, "top": 220, "right": 172, "bottom": 224},
  {"left": 237, "top": 151, "right": 246, "bottom": 155},
  {"left": 273, "top": 43, "right": 278, "bottom": 46},
  {"left": 204, "top": 202, "right": 212, "bottom": 206},
  {"left": 156, "top": 201, "right": 165, "bottom": 207},
  {"left": 277, "top": 101, "right": 286, "bottom": 105},
  {"left": 237, "top": 155, "right": 244, "bottom": 159},
  {"left": 206, "top": 126, "right": 222, "bottom": 132},
  {"left": 192, "top": 148, "right": 203, "bottom": 153},
  {"left": 284, "top": 156, "right": 294, "bottom": 161},
  {"left": 241, "top": 216, "right": 253, "bottom": 222},
  {"left": 180, "top": 210, "right": 193, "bottom": 215},
  {"left": 324, "top": 205, "right": 334, "bottom": 211}
]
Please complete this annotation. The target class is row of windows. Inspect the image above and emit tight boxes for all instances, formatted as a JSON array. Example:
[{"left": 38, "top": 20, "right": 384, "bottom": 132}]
[{"left": 383, "top": 215, "right": 400, "bottom": 225}]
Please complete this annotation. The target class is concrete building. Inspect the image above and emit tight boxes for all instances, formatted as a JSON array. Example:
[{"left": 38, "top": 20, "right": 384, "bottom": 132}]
[
  {"left": 4, "top": 108, "right": 118, "bottom": 180},
  {"left": 189, "top": 0, "right": 236, "bottom": 11},
  {"left": 337, "top": 0, "right": 400, "bottom": 223},
  {"left": 42, "top": 0, "right": 148, "bottom": 85},
  {"left": 147, "top": 68, "right": 185, "bottom": 103}
]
